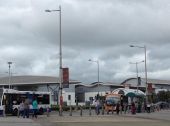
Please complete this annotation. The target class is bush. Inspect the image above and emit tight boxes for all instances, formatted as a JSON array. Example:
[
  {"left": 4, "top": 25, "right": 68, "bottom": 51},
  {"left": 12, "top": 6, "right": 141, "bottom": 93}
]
[
  {"left": 51, "top": 105, "right": 59, "bottom": 111},
  {"left": 51, "top": 104, "right": 96, "bottom": 111}
]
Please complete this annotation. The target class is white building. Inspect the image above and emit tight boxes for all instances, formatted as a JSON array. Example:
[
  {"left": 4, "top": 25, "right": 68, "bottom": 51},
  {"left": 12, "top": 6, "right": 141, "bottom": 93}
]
[
  {"left": 75, "top": 82, "right": 123, "bottom": 105},
  {"left": 1, "top": 76, "right": 170, "bottom": 106},
  {"left": 0, "top": 75, "right": 80, "bottom": 105}
]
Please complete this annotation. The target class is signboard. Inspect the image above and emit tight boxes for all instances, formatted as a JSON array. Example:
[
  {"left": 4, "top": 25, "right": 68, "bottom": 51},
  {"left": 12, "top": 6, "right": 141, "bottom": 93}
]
[
  {"left": 147, "top": 83, "right": 153, "bottom": 93},
  {"left": 62, "top": 68, "right": 69, "bottom": 88},
  {"left": 60, "top": 96, "right": 63, "bottom": 106}
]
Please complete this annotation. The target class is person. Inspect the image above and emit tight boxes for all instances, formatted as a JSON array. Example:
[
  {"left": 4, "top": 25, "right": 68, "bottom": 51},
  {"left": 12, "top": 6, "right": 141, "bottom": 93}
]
[
  {"left": 116, "top": 102, "right": 120, "bottom": 115},
  {"left": 23, "top": 97, "right": 30, "bottom": 118},
  {"left": 94, "top": 99, "right": 100, "bottom": 115},
  {"left": 147, "top": 103, "right": 151, "bottom": 113},
  {"left": 18, "top": 100, "right": 24, "bottom": 117},
  {"left": 32, "top": 97, "right": 38, "bottom": 119},
  {"left": 131, "top": 102, "right": 136, "bottom": 114},
  {"left": 96, "top": 100, "right": 100, "bottom": 115}
]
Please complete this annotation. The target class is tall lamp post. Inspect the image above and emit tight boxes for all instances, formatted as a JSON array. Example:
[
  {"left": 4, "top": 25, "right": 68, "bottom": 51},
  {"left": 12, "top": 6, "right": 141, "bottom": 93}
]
[
  {"left": 7, "top": 62, "right": 12, "bottom": 89},
  {"left": 88, "top": 59, "right": 100, "bottom": 97},
  {"left": 129, "top": 60, "right": 144, "bottom": 92},
  {"left": 88, "top": 59, "right": 99, "bottom": 83},
  {"left": 130, "top": 45, "right": 148, "bottom": 103},
  {"left": 45, "top": 6, "right": 63, "bottom": 116}
]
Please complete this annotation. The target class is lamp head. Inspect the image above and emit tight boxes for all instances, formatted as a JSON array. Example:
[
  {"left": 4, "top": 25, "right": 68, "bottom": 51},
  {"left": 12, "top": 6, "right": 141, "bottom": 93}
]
[
  {"left": 45, "top": 10, "right": 51, "bottom": 12},
  {"left": 130, "top": 45, "right": 134, "bottom": 47},
  {"left": 7, "top": 62, "right": 12, "bottom": 64}
]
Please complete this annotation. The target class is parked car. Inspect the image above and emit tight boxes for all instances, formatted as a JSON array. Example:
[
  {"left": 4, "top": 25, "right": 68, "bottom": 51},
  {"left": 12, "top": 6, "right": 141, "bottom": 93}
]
[{"left": 153, "top": 101, "right": 169, "bottom": 110}]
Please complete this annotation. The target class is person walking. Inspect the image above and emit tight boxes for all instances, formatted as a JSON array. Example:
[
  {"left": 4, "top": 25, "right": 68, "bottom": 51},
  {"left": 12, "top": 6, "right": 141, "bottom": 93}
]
[
  {"left": 18, "top": 100, "right": 24, "bottom": 117},
  {"left": 32, "top": 97, "right": 38, "bottom": 119},
  {"left": 96, "top": 100, "right": 100, "bottom": 115},
  {"left": 94, "top": 99, "right": 100, "bottom": 115},
  {"left": 23, "top": 97, "right": 30, "bottom": 118}
]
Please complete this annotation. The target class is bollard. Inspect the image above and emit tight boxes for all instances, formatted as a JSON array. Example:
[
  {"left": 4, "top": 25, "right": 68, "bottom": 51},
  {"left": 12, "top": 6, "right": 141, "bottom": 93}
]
[
  {"left": 102, "top": 105, "right": 104, "bottom": 115},
  {"left": 69, "top": 106, "right": 72, "bottom": 116},
  {"left": 47, "top": 107, "right": 50, "bottom": 117},
  {"left": 120, "top": 106, "right": 122, "bottom": 115},
  {"left": 112, "top": 106, "right": 114, "bottom": 114},
  {"left": 17, "top": 108, "right": 20, "bottom": 118},
  {"left": 3, "top": 105, "right": 6, "bottom": 117},
  {"left": 80, "top": 106, "right": 82, "bottom": 116},
  {"left": 59, "top": 105, "right": 63, "bottom": 116},
  {"left": 89, "top": 105, "right": 91, "bottom": 116}
]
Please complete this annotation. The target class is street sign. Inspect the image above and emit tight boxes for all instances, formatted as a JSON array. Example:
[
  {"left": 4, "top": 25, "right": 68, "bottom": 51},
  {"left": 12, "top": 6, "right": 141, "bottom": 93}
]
[{"left": 62, "top": 68, "right": 69, "bottom": 88}]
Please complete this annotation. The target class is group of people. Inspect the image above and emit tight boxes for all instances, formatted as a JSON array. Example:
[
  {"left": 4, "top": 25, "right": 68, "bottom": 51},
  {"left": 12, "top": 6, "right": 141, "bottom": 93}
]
[
  {"left": 18, "top": 97, "right": 38, "bottom": 119},
  {"left": 112, "top": 102, "right": 137, "bottom": 115}
]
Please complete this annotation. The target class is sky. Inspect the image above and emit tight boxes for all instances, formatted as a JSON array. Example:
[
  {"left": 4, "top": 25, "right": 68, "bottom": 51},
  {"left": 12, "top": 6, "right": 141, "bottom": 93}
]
[{"left": 0, "top": 0, "right": 170, "bottom": 84}]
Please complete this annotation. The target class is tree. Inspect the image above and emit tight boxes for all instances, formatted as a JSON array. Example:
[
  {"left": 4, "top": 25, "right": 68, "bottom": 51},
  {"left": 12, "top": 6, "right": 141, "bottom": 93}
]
[{"left": 157, "top": 91, "right": 170, "bottom": 102}]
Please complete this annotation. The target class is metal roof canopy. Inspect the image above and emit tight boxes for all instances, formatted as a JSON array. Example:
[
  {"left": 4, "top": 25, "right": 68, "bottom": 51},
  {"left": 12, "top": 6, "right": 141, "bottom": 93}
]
[
  {"left": 112, "top": 88, "right": 145, "bottom": 97},
  {"left": 0, "top": 75, "right": 80, "bottom": 86}
]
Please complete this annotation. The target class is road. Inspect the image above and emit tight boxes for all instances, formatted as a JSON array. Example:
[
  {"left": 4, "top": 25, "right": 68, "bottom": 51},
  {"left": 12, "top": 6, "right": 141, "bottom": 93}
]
[
  {"left": 53, "top": 122, "right": 170, "bottom": 126},
  {"left": 37, "top": 110, "right": 170, "bottom": 126},
  {"left": 0, "top": 110, "right": 170, "bottom": 126}
]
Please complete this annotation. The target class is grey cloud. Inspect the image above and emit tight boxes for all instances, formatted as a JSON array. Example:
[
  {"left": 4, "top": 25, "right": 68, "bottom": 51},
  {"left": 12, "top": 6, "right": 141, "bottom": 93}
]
[{"left": 1, "top": 0, "right": 170, "bottom": 83}]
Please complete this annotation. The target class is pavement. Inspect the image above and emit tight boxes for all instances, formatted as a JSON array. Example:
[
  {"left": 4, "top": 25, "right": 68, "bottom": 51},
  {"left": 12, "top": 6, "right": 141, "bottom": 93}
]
[
  {"left": 0, "top": 109, "right": 169, "bottom": 126},
  {"left": 0, "top": 116, "right": 41, "bottom": 126}
]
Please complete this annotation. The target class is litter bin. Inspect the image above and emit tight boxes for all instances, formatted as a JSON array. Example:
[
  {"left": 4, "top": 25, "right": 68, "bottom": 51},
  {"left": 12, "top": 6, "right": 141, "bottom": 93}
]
[{"left": 0, "top": 106, "right": 4, "bottom": 117}]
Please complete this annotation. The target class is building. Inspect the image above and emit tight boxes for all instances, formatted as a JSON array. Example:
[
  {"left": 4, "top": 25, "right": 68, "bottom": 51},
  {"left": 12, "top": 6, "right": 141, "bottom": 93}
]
[
  {"left": 121, "top": 78, "right": 170, "bottom": 94},
  {"left": 75, "top": 82, "right": 123, "bottom": 105},
  {"left": 0, "top": 75, "right": 80, "bottom": 105},
  {"left": 1, "top": 76, "right": 170, "bottom": 106}
]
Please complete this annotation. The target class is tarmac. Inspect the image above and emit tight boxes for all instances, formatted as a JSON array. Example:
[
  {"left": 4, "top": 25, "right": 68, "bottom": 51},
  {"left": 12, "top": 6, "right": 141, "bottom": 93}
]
[{"left": 0, "top": 110, "right": 169, "bottom": 126}]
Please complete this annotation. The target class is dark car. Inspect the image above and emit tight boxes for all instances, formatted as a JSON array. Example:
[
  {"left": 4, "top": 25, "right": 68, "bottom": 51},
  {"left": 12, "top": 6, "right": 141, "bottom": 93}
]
[{"left": 154, "top": 101, "right": 169, "bottom": 109}]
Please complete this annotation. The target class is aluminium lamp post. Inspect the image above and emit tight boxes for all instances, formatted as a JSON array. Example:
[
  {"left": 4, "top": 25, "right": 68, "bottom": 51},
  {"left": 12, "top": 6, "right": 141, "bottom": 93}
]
[
  {"left": 88, "top": 59, "right": 100, "bottom": 97},
  {"left": 129, "top": 60, "right": 144, "bottom": 93},
  {"left": 7, "top": 62, "right": 12, "bottom": 89},
  {"left": 45, "top": 6, "right": 63, "bottom": 116},
  {"left": 130, "top": 45, "right": 148, "bottom": 103},
  {"left": 88, "top": 59, "right": 99, "bottom": 83}
]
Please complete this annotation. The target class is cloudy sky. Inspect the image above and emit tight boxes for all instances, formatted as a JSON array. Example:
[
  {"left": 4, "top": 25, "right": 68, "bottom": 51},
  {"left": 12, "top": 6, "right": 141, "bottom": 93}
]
[{"left": 0, "top": 0, "right": 170, "bottom": 84}]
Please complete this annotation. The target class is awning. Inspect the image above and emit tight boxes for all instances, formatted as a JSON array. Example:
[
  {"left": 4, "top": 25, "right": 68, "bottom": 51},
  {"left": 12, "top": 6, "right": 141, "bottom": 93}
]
[{"left": 126, "top": 92, "right": 145, "bottom": 97}]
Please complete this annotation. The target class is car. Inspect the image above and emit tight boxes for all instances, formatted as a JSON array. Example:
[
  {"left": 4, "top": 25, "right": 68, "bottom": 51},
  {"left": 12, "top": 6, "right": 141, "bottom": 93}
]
[{"left": 153, "top": 101, "right": 169, "bottom": 109}]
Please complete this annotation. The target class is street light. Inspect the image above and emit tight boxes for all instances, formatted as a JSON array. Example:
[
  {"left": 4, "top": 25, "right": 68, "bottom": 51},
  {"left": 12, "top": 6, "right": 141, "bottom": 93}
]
[
  {"left": 88, "top": 59, "right": 100, "bottom": 83},
  {"left": 45, "top": 5, "right": 63, "bottom": 116},
  {"left": 7, "top": 62, "right": 12, "bottom": 89},
  {"left": 130, "top": 45, "right": 148, "bottom": 103},
  {"left": 5, "top": 71, "right": 17, "bottom": 89},
  {"left": 88, "top": 59, "right": 100, "bottom": 98},
  {"left": 129, "top": 60, "right": 144, "bottom": 92}
]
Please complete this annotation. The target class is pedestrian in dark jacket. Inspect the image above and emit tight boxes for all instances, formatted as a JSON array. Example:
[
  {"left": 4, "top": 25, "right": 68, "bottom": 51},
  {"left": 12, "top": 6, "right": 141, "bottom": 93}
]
[
  {"left": 131, "top": 102, "right": 136, "bottom": 114},
  {"left": 116, "top": 102, "right": 120, "bottom": 115}
]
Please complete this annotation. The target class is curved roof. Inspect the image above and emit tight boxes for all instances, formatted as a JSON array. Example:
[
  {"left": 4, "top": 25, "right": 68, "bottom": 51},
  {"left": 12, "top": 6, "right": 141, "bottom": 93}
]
[
  {"left": 121, "top": 78, "right": 170, "bottom": 85},
  {"left": 112, "top": 88, "right": 145, "bottom": 97},
  {"left": 75, "top": 82, "right": 122, "bottom": 87},
  {"left": 0, "top": 75, "right": 80, "bottom": 85}
]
